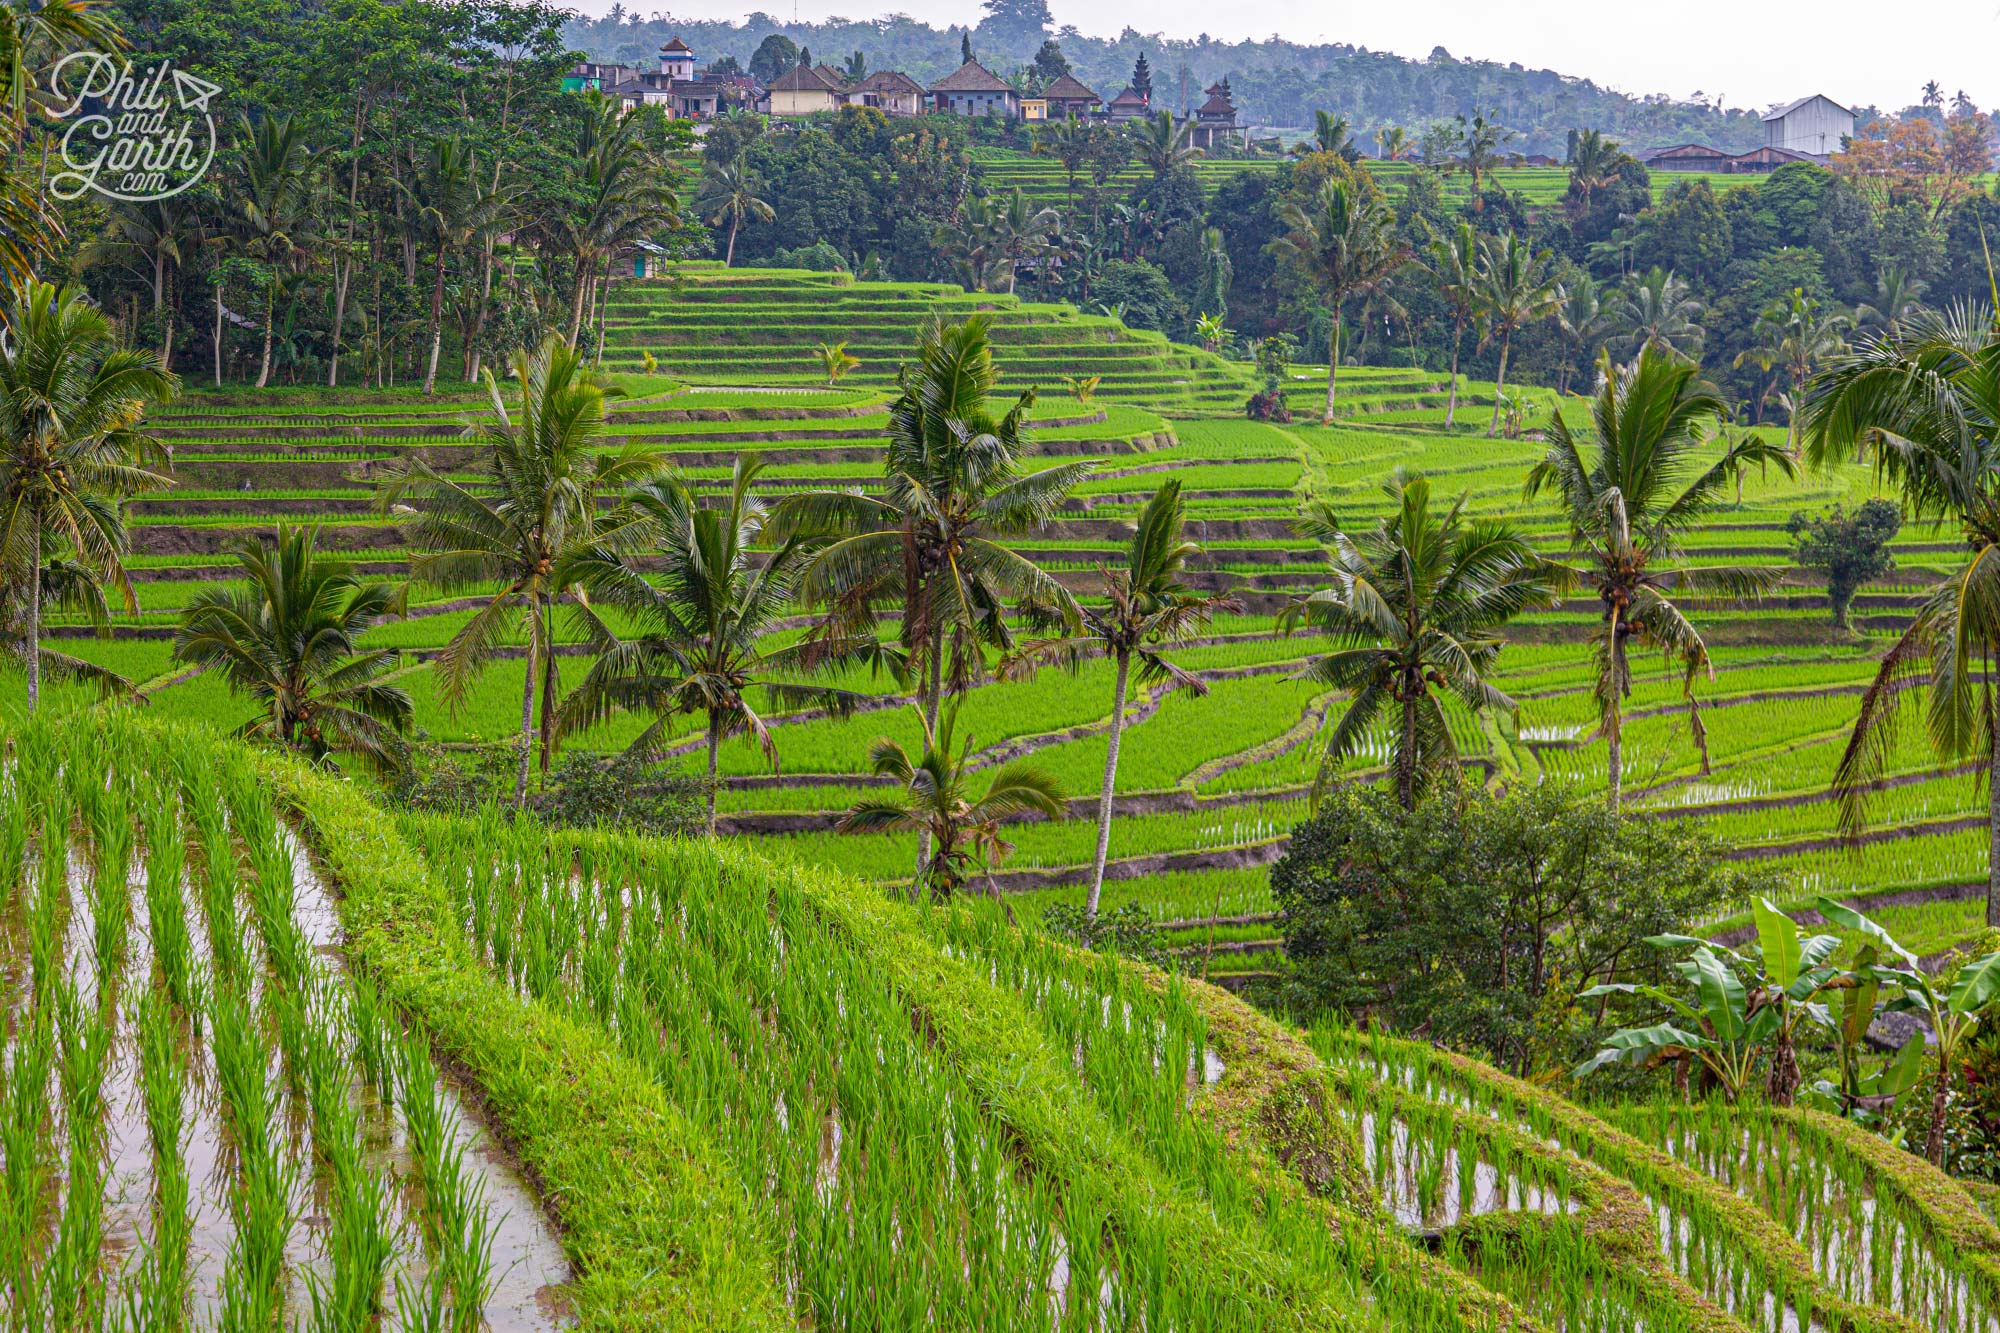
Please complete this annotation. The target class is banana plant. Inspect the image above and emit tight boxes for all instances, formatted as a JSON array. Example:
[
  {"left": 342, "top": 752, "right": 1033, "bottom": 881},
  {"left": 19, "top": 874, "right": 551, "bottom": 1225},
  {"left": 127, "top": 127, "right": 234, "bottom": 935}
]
[
  {"left": 1815, "top": 896, "right": 2000, "bottom": 1166},
  {"left": 1576, "top": 898, "right": 1839, "bottom": 1103},
  {"left": 1804, "top": 941, "right": 1927, "bottom": 1125}
]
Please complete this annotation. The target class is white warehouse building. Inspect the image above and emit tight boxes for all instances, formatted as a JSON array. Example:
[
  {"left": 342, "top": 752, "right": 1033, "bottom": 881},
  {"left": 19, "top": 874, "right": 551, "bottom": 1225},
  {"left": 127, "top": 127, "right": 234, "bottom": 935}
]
[{"left": 1763, "top": 94, "right": 1854, "bottom": 157}]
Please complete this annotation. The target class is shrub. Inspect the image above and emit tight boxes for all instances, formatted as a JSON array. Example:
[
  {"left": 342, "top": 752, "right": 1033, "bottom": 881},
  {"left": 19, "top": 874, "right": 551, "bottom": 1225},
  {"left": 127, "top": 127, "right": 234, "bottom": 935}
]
[
  {"left": 1246, "top": 389, "right": 1292, "bottom": 422},
  {"left": 1271, "top": 782, "right": 1760, "bottom": 1078},
  {"left": 1040, "top": 902, "right": 1171, "bottom": 970},
  {"left": 389, "top": 745, "right": 710, "bottom": 837}
]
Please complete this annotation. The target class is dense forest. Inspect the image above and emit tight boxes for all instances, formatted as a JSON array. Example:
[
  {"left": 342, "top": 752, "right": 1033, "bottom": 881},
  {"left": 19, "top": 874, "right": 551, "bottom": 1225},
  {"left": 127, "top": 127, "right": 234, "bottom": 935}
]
[{"left": 567, "top": 0, "right": 1789, "bottom": 152}]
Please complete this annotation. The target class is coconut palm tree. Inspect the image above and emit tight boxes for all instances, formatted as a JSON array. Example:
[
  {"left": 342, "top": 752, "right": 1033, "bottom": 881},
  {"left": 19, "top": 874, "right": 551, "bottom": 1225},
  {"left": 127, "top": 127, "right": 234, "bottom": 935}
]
[
  {"left": 1272, "top": 178, "right": 1410, "bottom": 424},
  {"left": 557, "top": 458, "right": 900, "bottom": 835},
  {"left": 695, "top": 155, "right": 774, "bottom": 268},
  {"left": 173, "top": 525, "right": 411, "bottom": 772},
  {"left": 1565, "top": 128, "right": 1624, "bottom": 217},
  {"left": 83, "top": 199, "right": 203, "bottom": 371},
  {"left": 1295, "top": 110, "right": 1360, "bottom": 162},
  {"left": 1375, "top": 126, "right": 1409, "bottom": 162},
  {"left": 560, "top": 93, "right": 677, "bottom": 340},
  {"left": 1798, "top": 305, "right": 2000, "bottom": 925},
  {"left": 1129, "top": 110, "right": 1200, "bottom": 177},
  {"left": 375, "top": 335, "right": 668, "bottom": 806},
  {"left": 1282, "top": 472, "right": 1558, "bottom": 809},
  {"left": 1455, "top": 110, "right": 1511, "bottom": 196},
  {"left": 1031, "top": 114, "right": 1096, "bottom": 212},
  {"left": 1616, "top": 267, "right": 1705, "bottom": 362},
  {"left": 0, "top": 280, "right": 175, "bottom": 712},
  {"left": 1004, "top": 480, "right": 1237, "bottom": 918},
  {"left": 235, "top": 112, "right": 314, "bottom": 389},
  {"left": 988, "top": 189, "right": 1060, "bottom": 294},
  {"left": 839, "top": 702, "right": 1065, "bottom": 903},
  {"left": 1856, "top": 265, "right": 1928, "bottom": 339},
  {"left": 1554, "top": 273, "right": 1615, "bottom": 396},
  {"left": 1746, "top": 288, "right": 1849, "bottom": 451},
  {"left": 776, "top": 317, "right": 1088, "bottom": 873},
  {"left": 1426, "top": 221, "right": 1481, "bottom": 427},
  {"left": 399, "top": 135, "right": 518, "bottom": 396},
  {"left": 777, "top": 316, "right": 1088, "bottom": 736},
  {"left": 1473, "top": 233, "right": 1560, "bottom": 437},
  {"left": 1525, "top": 348, "right": 1796, "bottom": 810}
]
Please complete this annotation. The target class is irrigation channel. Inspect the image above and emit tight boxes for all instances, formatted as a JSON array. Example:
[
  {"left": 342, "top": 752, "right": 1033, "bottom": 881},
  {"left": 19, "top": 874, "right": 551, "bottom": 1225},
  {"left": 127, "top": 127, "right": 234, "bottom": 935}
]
[{"left": 0, "top": 723, "right": 570, "bottom": 1327}]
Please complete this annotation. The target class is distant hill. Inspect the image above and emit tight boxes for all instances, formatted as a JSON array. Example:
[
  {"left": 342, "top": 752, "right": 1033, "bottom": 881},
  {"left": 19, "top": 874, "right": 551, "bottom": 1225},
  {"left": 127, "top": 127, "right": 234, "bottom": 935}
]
[{"left": 563, "top": 8, "right": 1801, "bottom": 155}]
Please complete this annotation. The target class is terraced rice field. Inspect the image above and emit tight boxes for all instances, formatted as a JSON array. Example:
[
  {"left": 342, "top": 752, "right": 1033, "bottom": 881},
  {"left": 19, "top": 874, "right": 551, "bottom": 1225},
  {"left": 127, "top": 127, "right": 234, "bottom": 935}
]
[
  {"left": 16, "top": 683, "right": 2000, "bottom": 1329},
  {"left": 34, "top": 261, "right": 1986, "bottom": 985}
]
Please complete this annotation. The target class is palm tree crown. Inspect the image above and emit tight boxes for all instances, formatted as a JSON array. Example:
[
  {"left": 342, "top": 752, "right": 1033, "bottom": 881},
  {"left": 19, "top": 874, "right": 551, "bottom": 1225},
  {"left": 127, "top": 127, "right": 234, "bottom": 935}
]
[
  {"left": 1284, "top": 472, "right": 1557, "bottom": 809},
  {"left": 0, "top": 279, "right": 175, "bottom": 712},
  {"left": 1798, "top": 305, "right": 2000, "bottom": 923},
  {"left": 559, "top": 456, "right": 901, "bottom": 833},
  {"left": 1525, "top": 348, "right": 1797, "bottom": 808},
  {"left": 839, "top": 702, "right": 1065, "bottom": 903},
  {"left": 173, "top": 525, "right": 411, "bottom": 772}
]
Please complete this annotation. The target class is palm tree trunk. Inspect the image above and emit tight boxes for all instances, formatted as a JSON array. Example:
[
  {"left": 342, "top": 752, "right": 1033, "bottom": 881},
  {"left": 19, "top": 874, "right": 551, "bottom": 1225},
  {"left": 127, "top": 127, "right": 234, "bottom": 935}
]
[
  {"left": 423, "top": 247, "right": 447, "bottom": 395},
  {"left": 1444, "top": 323, "right": 1463, "bottom": 427},
  {"left": 593, "top": 253, "right": 614, "bottom": 366},
  {"left": 23, "top": 553, "right": 39, "bottom": 715},
  {"left": 537, "top": 607, "right": 557, "bottom": 776},
  {"left": 705, "top": 714, "right": 721, "bottom": 836},
  {"left": 1321, "top": 311, "right": 1342, "bottom": 425},
  {"left": 255, "top": 282, "right": 275, "bottom": 388},
  {"left": 915, "top": 627, "right": 943, "bottom": 889},
  {"left": 1607, "top": 688, "right": 1623, "bottom": 815},
  {"left": 1488, "top": 330, "right": 1512, "bottom": 438},
  {"left": 725, "top": 216, "right": 740, "bottom": 267},
  {"left": 514, "top": 624, "right": 537, "bottom": 809},
  {"left": 568, "top": 254, "right": 591, "bottom": 343},
  {"left": 1987, "top": 701, "right": 2000, "bottom": 928},
  {"left": 1397, "top": 687, "right": 1417, "bottom": 809},
  {"left": 213, "top": 284, "right": 223, "bottom": 387},
  {"left": 1086, "top": 650, "right": 1131, "bottom": 921}
]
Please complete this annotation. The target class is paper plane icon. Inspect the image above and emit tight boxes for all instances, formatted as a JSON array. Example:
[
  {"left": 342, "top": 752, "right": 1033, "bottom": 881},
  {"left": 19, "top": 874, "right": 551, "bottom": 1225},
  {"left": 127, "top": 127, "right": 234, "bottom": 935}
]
[{"left": 172, "top": 69, "right": 221, "bottom": 113}]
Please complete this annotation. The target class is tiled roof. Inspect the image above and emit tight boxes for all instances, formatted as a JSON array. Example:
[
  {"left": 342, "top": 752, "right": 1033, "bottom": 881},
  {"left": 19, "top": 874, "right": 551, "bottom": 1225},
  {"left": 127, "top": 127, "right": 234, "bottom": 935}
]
[
  {"left": 767, "top": 64, "right": 840, "bottom": 93},
  {"left": 929, "top": 60, "right": 1015, "bottom": 94},
  {"left": 1041, "top": 73, "right": 1099, "bottom": 102}
]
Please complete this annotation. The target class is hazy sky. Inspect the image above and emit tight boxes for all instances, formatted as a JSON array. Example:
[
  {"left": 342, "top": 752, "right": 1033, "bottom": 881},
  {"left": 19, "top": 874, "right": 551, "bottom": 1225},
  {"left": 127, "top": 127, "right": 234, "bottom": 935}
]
[{"left": 635, "top": 1, "right": 1998, "bottom": 114}]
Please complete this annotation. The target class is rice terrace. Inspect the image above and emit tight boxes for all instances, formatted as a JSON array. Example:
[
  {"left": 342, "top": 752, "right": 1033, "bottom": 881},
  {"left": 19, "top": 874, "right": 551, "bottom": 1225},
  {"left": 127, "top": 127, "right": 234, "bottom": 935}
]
[{"left": 16, "top": 0, "right": 2000, "bottom": 1327}]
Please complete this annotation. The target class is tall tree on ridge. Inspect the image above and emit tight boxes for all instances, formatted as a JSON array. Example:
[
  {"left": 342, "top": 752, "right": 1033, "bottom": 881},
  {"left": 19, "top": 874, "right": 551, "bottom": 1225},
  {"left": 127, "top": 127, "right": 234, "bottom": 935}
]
[
  {"left": 0, "top": 281, "right": 175, "bottom": 713},
  {"left": 1474, "top": 232, "right": 1560, "bottom": 437},
  {"left": 1526, "top": 348, "right": 1795, "bottom": 810},
  {"left": 376, "top": 335, "right": 668, "bottom": 805},
  {"left": 1006, "top": 480, "right": 1237, "bottom": 918},
  {"left": 1274, "top": 178, "right": 1410, "bottom": 424}
]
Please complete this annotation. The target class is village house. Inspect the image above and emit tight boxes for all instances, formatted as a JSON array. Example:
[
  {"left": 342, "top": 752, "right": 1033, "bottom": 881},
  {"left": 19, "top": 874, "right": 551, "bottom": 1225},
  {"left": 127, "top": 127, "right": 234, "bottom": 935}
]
[
  {"left": 1039, "top": 73, "right": 1101, "bottom": 119},
  {"left": 1636, "top": 140, "right": 1822, "bottom": 173},
  {"left": 1763, "top": 94, "right": 1854, "bottom": 157},
  {"left": 1103, "top": 85, "right": 1150, "bottom": 124},
  {"left": 565, "top": 38, "right": 742, "bottom": 120},
  {"left": 846, "top": 70, "right": 926, "bottom": 116},
  {"left": 764, "top": 59, "right": 845, "bottom": 116},
  {"left": 928, "top": 60, "right": 1022, "bottom": 118}
]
